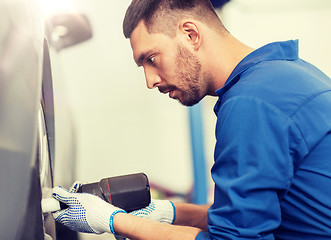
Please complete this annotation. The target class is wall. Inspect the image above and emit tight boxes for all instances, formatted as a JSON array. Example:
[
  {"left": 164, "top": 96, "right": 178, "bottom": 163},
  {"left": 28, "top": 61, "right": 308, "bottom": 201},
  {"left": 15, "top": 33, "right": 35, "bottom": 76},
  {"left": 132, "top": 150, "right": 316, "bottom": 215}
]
[
  {"left": 220, "top": 0, "right": 331, "bottom": 76},
  {"left": 55, "top": 0, "right": 193, "bottom": 194}
]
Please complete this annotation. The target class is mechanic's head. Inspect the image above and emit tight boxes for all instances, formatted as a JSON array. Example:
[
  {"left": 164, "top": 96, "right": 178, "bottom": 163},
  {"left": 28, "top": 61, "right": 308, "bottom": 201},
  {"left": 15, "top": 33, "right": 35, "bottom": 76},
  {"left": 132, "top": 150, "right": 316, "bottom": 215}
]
[
  {"left": 123, "top": 0, "right": 228, "bottom": 106},
  {"left": 123, "top": 0, "right": 226, "bottom": 39}
]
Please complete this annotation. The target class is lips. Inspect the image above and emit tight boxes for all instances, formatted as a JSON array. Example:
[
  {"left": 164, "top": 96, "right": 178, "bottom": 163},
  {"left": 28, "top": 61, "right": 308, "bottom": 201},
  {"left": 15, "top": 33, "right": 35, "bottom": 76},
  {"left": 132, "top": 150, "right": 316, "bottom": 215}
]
[
  {"left": 158, "top": 86, "right": 178, "bottom": 99},
  {"left": 159, "top": 86, "right": 171, "bottom": 94},
  {"left": 169, "top": 90, "right": 175, "bottom": 99},
  {"left": 158, "top": 88, "right": 175, "bottom": 99}
]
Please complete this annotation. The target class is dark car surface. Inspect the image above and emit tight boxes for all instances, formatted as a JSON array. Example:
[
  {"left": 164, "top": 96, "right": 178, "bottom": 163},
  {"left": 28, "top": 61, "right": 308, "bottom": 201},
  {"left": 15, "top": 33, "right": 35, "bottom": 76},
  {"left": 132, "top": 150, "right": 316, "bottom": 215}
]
[{"left": 0, "top": 0, "right": 92, "bottom": 239}]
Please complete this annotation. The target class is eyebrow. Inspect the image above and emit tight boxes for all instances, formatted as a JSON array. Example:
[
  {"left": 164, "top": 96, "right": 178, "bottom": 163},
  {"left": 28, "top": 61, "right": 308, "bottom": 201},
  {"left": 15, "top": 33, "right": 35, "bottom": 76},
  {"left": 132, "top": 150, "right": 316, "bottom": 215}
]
[
  {"left": 136, "top": 53, "right": 147, "bottom": 67},
  {"left": 136, "top": 49, "right": 157, "bottom": 67}
]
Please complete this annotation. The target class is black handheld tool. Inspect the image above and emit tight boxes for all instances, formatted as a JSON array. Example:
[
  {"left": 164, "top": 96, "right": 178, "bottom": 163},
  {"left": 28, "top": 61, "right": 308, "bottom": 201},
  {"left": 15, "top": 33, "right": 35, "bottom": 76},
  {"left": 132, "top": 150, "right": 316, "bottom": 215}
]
[
  {"left": 77, "top": 172, "right": 151, "bottom": 212},
  {"left": 42, "top": 173, "right": 151, "bottom": 213}
]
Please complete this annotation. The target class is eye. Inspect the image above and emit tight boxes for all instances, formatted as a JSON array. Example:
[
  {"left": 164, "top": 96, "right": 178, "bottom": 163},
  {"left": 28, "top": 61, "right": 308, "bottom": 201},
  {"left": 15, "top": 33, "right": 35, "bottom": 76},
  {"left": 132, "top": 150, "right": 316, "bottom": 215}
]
[{"left": 147, "top": 56, "right": 155, "bottom": 65}]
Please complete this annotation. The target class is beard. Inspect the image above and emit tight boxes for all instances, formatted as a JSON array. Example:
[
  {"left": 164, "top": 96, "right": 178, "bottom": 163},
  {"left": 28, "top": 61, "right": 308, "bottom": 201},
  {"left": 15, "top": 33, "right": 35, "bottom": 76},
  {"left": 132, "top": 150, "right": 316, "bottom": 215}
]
[{"left": 164, "top": 43, "right": 210, "bottom": 107}]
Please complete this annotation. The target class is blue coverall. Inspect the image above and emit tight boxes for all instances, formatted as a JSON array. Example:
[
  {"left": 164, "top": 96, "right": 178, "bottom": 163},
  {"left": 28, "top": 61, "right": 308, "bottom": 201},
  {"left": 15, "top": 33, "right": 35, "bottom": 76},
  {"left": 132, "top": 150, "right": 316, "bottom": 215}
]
[{"left": 197, "top": 40, "right": 331, "bottom": 240}]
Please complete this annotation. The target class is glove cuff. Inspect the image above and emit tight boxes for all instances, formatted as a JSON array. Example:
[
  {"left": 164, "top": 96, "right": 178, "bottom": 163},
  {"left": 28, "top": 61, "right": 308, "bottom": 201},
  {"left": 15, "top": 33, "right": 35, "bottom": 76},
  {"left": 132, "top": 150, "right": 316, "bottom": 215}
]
[
  {"left": 169, "top": 201, "right": 176, "bottom": 224},
  {"left": 160, "top": 200, "right": 176, "bottom": 224},
  {"left": 109, "top": 209, "right": 126, "bottom": 235}
]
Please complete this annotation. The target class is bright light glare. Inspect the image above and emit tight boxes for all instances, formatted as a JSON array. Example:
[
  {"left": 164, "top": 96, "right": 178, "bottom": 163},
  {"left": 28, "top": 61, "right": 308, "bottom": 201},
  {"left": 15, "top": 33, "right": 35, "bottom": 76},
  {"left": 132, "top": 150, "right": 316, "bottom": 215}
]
[{"left": 39, "top": 0, "right": 76, "bottom": 17}]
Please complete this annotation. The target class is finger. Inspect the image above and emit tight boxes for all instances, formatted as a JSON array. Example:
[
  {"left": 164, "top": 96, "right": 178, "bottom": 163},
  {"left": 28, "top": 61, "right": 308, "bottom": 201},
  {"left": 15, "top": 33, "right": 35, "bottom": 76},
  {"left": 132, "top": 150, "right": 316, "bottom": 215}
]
[
  {"left": 52, "top": 186, "right": 71, "bottom": 203},
  {"left": 52, "top": 208, "right": 67, "bottom": 220},
  {"left": 132, "top": 200, "right": 156, "bottom": 216},
  {"left": 69, "top": 181, "right": 82, "bottom": 193}
]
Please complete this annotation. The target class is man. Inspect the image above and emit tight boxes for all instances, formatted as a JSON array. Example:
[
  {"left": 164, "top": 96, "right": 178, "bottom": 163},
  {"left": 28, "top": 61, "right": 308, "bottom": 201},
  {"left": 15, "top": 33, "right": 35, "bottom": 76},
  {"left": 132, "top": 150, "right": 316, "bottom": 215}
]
[{"left": 52, "top": 0, "right": 331, "bottom": 239}]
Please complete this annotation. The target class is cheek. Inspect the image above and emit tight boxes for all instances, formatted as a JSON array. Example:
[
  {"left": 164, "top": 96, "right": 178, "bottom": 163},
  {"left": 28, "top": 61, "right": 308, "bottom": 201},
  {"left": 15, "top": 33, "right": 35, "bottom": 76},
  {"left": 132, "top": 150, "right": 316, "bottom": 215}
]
[
  {"left": 161, "top": 50, "right": 177, "bottom": 74},
  {"left": 158, "top": 61, "right": 175, "bottom": 82}
]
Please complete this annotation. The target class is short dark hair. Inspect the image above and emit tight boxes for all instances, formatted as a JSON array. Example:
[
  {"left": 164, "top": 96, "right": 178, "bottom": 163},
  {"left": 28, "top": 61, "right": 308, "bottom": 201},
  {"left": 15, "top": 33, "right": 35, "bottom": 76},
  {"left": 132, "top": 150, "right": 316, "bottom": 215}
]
[{"left": 123, "top": 0, "right": 225, "bottom": 39}]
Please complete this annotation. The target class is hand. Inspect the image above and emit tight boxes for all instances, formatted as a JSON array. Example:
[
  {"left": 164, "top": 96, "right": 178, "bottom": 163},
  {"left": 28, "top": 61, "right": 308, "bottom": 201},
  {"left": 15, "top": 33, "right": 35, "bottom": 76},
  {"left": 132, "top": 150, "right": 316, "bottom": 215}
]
[
  {"left": 130, "top": 199, "right": 175, "bottom": 224},
  {"left": 52, "top": 185, "right": 126, "bottom": 234},
  {"left": 114, "top": 199, "right": 175, "bottom": 240}
]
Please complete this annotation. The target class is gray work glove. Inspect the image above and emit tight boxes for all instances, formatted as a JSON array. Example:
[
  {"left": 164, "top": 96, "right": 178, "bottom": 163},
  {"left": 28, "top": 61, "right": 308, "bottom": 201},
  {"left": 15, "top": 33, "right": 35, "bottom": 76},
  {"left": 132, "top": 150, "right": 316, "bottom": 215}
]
[{"left": 52, "top": 183, "right": 126, "bottom": 234}]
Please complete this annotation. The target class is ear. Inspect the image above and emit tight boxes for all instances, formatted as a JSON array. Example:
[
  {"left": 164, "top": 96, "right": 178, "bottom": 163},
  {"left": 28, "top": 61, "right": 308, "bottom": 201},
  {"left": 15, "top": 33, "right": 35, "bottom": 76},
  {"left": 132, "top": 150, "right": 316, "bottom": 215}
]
[{"left": 178, "top": 21, "right": 201, "bottom": 51}]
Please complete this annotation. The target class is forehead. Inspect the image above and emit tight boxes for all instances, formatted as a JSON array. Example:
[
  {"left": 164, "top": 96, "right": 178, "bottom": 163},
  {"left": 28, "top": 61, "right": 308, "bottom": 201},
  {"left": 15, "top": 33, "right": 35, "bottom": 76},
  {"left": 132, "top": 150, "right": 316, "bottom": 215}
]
[
  {"left": 130, "top": 20, "right": 174, "bottom": 65},
  {"left": 130, "top": 21, "right": 149, "bottom": 49}
]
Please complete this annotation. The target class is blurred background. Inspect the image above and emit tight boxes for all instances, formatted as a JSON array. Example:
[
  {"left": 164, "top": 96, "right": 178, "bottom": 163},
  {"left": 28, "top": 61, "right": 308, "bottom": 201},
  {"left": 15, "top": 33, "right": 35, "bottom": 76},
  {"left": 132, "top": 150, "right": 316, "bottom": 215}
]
[{"left": 42, "top": 0, "right": 331, "bottom": 239}]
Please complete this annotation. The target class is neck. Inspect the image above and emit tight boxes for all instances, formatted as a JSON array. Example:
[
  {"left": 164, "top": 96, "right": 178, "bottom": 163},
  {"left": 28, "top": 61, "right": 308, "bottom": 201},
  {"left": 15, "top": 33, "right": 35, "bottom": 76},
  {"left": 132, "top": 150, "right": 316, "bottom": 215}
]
[{"left": 205, "top": 33, "right": 254, "bottom": 95}]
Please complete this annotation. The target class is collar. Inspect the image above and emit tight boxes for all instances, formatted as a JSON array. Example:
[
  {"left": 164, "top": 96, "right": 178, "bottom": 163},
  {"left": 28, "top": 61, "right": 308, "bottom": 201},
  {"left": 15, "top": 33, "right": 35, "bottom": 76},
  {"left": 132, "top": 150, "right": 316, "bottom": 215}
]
[{"left": 214, "top": 40, "right": 299, "bottom": 114}]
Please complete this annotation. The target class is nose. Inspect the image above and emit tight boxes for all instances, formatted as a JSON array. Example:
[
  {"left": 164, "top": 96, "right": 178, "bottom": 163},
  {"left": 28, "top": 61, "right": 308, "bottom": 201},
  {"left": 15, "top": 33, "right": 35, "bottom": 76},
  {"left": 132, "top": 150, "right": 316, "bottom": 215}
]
[{"left": 144, "top": 67, "right": 161, "bottom": 89}]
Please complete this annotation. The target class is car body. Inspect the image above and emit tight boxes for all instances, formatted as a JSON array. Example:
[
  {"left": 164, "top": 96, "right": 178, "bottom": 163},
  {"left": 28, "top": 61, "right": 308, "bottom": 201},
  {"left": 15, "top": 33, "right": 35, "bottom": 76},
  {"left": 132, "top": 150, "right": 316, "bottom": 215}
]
[{"left": 0, "top": 0, "right": 92, "bottom": 239}]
